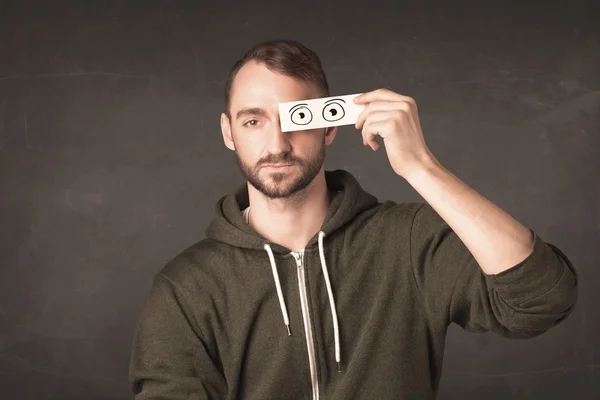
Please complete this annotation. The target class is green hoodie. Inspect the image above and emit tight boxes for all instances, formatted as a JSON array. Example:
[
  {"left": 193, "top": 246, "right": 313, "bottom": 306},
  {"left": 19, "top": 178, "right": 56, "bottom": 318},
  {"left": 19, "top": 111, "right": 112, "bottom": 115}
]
[{"left": 129, "top": 169, "right": 578, "bottom": 399}]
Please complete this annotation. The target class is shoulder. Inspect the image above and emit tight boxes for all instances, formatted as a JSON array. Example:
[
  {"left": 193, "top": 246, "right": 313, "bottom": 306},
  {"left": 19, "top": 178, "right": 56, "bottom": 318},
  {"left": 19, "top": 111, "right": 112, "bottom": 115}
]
[
  {"left": 372, "top": 201, "right": 452, "bottom": 244},
  {"left": 352, "top": 201, "right": 427, "bottom": 251},
  {"left": 157, "top": 238, "right": 234, "bottom": 294},
  {"left": 378, "top": 200, "right": 429, "bottom": 227}
]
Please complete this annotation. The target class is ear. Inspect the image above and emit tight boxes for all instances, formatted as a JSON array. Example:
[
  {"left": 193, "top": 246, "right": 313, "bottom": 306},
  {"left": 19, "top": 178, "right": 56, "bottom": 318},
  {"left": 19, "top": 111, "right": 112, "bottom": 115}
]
[
  {"left": 220, "top": 112, "right": 235, "bottom": 151},
  {"left": 324, "top": 125, "right": 338, "bottom": 146}
]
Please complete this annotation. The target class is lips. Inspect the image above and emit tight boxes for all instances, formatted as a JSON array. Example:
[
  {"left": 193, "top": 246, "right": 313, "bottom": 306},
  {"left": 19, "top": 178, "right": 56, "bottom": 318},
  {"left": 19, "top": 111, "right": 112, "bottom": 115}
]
[{"left": 263, "top": 164, "right": 293, "bottom": 168}]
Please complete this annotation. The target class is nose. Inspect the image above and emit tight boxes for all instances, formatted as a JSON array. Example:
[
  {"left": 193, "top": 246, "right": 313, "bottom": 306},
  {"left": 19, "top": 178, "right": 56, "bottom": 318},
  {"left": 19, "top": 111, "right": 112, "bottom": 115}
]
[{"left": 265, "top": 123, "right": 291, "bottom": 155}]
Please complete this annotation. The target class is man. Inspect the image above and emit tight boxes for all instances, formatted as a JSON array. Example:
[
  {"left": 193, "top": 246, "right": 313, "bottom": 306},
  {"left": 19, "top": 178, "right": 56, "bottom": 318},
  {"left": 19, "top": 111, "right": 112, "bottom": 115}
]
[{"left": 129, "top": 39, "right": 578, "bottom": 399}]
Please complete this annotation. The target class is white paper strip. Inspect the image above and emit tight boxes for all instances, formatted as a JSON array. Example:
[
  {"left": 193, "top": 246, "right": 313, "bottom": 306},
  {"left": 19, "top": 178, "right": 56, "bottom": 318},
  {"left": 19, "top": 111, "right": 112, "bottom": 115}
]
[{"left": 278, "top": 93, "right": 365, "bottom": 132}]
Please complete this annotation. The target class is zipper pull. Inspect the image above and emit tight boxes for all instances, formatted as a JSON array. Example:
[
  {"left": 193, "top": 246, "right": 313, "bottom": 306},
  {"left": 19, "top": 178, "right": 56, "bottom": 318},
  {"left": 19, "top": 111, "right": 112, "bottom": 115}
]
[{"left": 292, "top": 252, "right": 302, "bottom": 268}]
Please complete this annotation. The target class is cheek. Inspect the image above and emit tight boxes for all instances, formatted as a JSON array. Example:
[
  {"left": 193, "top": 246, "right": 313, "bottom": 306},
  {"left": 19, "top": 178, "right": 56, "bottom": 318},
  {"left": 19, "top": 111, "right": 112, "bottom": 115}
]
[
  {"left": 305, "top": 133, "right": 327, "bottom": 151},
  {"left": 235, "top": 139, "right": 263, "bottom": 163}
]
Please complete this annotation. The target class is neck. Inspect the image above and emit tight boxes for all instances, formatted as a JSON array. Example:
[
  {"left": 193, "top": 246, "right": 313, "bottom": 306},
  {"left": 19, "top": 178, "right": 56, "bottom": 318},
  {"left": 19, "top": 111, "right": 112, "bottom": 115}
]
[{"left": 247, "top": 169, "right": 331, "bottom": 252}]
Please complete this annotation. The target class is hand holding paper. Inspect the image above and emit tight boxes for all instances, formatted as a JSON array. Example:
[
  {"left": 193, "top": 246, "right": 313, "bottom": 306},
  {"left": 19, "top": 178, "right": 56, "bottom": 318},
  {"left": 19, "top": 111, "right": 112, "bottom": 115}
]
[{"left": 353, "top": 88, "right": 434, "bottom": 177}]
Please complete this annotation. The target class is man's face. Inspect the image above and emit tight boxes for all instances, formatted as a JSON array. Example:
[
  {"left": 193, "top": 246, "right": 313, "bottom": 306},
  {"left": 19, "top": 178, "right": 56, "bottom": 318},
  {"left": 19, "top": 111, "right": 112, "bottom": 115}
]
[{"left": 221, "top": 61, "right": 336, "bottom": 199}]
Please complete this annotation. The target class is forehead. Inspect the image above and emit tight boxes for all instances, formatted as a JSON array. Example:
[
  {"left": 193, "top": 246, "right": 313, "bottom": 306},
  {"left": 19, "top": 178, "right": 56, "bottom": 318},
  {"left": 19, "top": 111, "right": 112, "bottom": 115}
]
[{"left": 229, "top": 61, "right": 321, "bottom": 114}]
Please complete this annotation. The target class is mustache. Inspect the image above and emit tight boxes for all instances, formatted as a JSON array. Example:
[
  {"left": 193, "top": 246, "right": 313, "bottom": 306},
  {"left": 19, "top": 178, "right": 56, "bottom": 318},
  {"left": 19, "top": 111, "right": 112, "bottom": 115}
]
[{"left": 259, "top": 154, "right": 302, "bottom": 166}]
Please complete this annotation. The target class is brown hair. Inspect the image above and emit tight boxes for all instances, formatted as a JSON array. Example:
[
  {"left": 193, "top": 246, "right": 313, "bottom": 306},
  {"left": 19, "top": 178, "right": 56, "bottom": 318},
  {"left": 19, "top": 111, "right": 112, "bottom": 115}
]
[{"left": 224, "top": 39, "right": 330, "bottom": 118}]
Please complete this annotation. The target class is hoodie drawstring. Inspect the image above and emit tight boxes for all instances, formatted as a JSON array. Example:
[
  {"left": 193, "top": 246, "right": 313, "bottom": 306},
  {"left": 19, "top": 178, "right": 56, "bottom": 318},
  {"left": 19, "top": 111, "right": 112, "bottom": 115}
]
[
  {"left": 263, "top": 243, "right": 292, "bottom": 336},
  {"left": 317, "top": 231, "right": 341, "bottom": 372},
  {"left": 263, "top": 231, "right": 342, "bottom": 372}
]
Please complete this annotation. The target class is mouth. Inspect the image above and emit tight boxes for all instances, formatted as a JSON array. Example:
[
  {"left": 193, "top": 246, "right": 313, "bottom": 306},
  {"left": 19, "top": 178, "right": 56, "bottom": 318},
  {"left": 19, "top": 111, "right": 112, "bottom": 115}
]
[{"left": 263, "top": 163, "right": 293, "bottom": 169}]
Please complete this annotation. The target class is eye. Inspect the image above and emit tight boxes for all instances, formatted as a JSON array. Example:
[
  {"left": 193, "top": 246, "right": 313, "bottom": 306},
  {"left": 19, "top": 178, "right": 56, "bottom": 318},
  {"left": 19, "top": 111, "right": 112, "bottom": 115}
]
[
  {"left": 322, "top": 101, "right": 345, "bottom": 122},
  {"left": 243, "top": 119, "right": 259, "bottom": 127},
  {"left": 290, "top": 106, "right": 313, "bottom": 125}
]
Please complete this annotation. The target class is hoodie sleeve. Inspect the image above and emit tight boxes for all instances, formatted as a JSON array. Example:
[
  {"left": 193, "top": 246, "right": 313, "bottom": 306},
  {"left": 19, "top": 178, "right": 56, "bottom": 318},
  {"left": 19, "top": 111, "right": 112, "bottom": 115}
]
[
  {"left": 129, "top": 273, "right": 227, "bottom": 399},
  {"left": 409, "top": 203, "right": 578, "bottom": 338}
]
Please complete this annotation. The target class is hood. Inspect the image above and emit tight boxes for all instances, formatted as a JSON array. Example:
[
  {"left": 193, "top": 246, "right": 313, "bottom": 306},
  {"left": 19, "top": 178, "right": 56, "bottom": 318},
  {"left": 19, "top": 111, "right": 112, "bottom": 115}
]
[{"left": 205, "top": 169, "right": 379, "bottom": 254}]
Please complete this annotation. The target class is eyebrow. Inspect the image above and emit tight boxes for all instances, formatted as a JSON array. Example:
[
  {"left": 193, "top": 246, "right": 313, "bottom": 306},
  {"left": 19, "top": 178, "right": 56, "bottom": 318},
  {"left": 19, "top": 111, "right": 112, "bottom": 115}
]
[
  {"left": 324, "top": 98, "right": 345, "bottom": 104},
  {"left": 236, "top": 107, "right": 268, "bottom": 120},
  {"left": 289, "top": 103, "right": 309, "bottom": 113}
]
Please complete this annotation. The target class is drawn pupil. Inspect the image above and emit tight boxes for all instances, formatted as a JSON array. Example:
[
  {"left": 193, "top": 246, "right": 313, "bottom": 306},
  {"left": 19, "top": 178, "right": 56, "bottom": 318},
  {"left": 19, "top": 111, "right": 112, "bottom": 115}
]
[
  {"left": 299, "top": 112, "right": 305, "bottom": 119},
  {"left": 329, "top": 109, "right": 337, "bottom": 116}
]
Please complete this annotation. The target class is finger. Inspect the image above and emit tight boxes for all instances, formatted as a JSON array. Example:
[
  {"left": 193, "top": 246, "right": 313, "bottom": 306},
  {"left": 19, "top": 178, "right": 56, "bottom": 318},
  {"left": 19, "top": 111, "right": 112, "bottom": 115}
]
[
  {"left": 361, "top": 110, "right": 393, "bottom": 130},
  {"left": 361, "top": 110, "right": 394, "bottom": 145},
  {"left": 354, "top": 88, "right": 415, "bottom": 105},
  {"left": 362, "top": 116, "right": 394, "bottom": 151},
  {"left": 362, "top": 128, "right": 380, "bottom": 151},
  {"left": 355, "top": 100, "right": 414, "bottom": 129}
]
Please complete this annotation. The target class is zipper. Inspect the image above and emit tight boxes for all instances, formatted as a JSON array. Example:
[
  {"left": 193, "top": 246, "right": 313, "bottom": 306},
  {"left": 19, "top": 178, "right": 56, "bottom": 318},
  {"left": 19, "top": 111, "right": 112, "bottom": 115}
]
[{"left": 292, "top": 249, "right": 319, "bottom": 400}]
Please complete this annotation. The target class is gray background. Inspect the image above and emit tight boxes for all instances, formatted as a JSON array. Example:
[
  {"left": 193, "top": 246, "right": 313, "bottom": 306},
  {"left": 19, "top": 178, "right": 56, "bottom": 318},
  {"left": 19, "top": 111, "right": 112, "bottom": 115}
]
[{"left": 1, "top": 0, "right": 598, "bottom": 399}]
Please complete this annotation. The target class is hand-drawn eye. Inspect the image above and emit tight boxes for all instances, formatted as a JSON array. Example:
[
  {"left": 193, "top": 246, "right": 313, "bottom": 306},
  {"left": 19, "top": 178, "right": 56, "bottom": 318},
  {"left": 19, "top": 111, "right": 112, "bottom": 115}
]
[
  {"left": 290, "top": 104, "right": 313, "bottom": 125},
  {"left": 322, "top": 99, "right": 345, "bottom": 122}
]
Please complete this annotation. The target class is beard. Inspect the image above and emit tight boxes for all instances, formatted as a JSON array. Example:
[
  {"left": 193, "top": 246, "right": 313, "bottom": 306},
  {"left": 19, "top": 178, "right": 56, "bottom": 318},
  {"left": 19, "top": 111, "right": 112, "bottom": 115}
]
[{"left": 233, "top": 135, "right": 326, "bottom": 199}]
